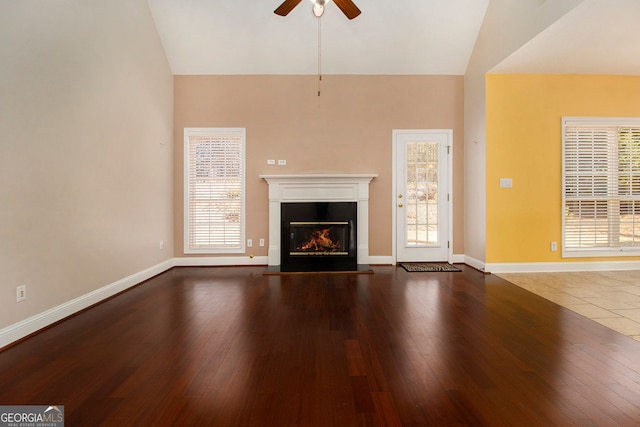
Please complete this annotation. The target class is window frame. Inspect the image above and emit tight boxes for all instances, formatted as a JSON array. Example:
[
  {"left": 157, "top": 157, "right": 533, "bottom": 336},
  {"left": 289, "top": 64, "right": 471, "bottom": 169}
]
[
  {"left": 183, "top": 127, "right": 246, "bottom": 254},
  {"left": 562, "top": 117, "right": 640, "bottom": 258}
]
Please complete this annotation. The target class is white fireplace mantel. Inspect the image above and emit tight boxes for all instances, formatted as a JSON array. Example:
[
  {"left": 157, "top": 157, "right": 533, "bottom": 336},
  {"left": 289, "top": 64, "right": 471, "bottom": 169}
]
[{"left": 259, "top": 174, "right": 378, "bottom": 266}]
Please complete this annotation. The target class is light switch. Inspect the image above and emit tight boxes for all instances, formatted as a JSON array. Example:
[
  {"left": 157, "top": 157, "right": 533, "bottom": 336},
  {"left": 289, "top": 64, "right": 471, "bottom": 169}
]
[
  {"left": 499, "top": 178, "right": 513, "bottom": 188},
  {"left": 267, "top": 159, "right": 276, "bottom": 165}
]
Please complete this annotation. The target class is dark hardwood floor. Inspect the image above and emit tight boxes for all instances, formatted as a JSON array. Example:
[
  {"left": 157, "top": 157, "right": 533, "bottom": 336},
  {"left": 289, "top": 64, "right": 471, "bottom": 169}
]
[{"left": 1, "top": 265, "right": 640, "bottom": 426}]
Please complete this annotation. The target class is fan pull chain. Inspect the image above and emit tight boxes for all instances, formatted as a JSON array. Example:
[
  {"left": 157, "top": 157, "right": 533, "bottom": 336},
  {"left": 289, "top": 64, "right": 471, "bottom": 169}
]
[{"left": 318, "top": 16, "right": 322, "bottom": 96}]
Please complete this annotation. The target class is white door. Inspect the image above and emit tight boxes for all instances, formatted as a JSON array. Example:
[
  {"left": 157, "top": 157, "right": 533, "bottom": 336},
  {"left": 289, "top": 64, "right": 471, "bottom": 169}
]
[{"left": 394, "top": 130, "right": 451, "bottom": 262}]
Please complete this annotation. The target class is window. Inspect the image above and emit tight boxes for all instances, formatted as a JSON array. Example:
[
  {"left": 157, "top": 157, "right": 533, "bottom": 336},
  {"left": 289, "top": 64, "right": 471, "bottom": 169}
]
[
  {"left": 184, "top": 128, "right": 245, "bottom": 254},
  {"left": 562, "top": 117, "right": 640, "bottom": 257}
]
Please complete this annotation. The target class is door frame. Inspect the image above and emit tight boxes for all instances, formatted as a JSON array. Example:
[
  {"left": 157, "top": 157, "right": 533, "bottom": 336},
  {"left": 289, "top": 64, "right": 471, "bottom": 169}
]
[{"left": 392, "top": 129, "right": 454, "bottom": 264}]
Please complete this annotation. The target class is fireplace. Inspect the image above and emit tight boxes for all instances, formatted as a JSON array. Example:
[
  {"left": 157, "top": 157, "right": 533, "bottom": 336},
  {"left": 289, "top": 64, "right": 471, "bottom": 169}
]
[
  {"left": 281, "top": 202, "right": 357, "bottom": 272},
  {"left": 260, "top": 174, "right": 377, "bottom": 272}
]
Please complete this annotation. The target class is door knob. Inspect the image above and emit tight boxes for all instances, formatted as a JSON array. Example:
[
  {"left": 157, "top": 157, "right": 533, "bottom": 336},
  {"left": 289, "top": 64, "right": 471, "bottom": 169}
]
[
  {"left": 398, "top": 203, "right": 403, "bottom": 208},
  {"left": 398, "top": 194, "right": 403, "bottom": 199}
]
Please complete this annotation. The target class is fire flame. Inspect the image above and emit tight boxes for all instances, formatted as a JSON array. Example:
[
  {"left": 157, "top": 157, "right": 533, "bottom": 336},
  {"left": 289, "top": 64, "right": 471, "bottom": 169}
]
[{"left": 298, "top": 228, "right": 341, "bottom": 251}]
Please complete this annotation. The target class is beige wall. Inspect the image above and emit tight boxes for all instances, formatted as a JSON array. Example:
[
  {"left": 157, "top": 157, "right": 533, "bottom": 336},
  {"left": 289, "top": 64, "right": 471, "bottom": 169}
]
[
  {"left": 174, "top": 75, "right": 464, "bottom": 259},
  {"left": 0, "top": 0, "right": 174, "bottom": 330}
]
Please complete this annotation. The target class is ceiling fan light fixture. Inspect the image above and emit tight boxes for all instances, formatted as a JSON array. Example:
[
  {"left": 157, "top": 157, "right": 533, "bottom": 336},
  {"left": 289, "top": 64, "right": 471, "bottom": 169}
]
[
  {"left": 312, "top": 0, "right": 327, "bottom": 17},
  {"left": 275, "top": 0, "right": 359, "bottom": 19}
]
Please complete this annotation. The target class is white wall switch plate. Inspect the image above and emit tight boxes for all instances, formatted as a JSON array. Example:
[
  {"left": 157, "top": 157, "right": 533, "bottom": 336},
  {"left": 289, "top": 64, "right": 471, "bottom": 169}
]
[
  {"left": 499, "top": 178, "right": 513, "bottom": 188},
  {"left": 16, "top": 285, "right": 26, "bottom": 302}
]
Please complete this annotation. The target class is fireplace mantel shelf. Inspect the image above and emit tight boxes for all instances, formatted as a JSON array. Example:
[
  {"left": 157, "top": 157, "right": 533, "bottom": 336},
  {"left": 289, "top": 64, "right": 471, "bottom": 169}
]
[
  {"left": 259, "top": 174, "right": 378, "bottom": 182},
  {"left": 260, "top": 173, "right": 377, "bottom": 267}
]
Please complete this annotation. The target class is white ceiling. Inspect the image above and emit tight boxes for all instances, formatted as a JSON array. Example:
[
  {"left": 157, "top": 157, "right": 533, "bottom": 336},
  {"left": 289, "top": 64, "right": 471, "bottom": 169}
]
[
  {"left": 147, "top": 0, "right": 640, "bottom": 76},
  {"left": 492, "top": 0, "right": 640, "bottom": 75},
  {"left": 147, "top": 0, "right": 490, "bottom": 75}
]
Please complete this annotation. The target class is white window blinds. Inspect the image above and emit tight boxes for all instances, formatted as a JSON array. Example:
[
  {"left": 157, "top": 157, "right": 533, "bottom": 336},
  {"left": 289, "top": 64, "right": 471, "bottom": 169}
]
[
  {"left": 562, "top": 118, "right": 640, "bottom": 257},
  {"left": 184, "top": 128, "right": 245, "bottom": 254}
]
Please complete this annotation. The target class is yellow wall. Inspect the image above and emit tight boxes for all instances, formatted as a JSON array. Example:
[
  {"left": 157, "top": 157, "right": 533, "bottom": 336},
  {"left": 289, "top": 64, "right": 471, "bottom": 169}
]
[{"left": 486, "top": 74, "right": 640, "bottom": 263}]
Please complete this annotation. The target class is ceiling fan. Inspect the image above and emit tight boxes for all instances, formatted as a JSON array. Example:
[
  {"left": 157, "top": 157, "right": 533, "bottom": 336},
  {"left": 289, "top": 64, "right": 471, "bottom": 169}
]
[{"left": 274, "top": 0, "right": 361, "bottom": 19}]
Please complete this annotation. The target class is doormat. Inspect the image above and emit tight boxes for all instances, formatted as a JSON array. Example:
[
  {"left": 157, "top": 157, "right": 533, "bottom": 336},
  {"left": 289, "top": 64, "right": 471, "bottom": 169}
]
[{"left": 400, "top": 263, "right": 462, "bottom": 272}]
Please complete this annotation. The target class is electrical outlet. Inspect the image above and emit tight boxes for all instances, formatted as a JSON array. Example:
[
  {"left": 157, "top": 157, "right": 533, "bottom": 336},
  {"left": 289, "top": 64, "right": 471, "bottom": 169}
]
[
  {"left": 551, "top": 241, "right": 557, "bottom": 251},
  {"left": 278, "top": 159, "right": 286, "bottom": 166},
  {"left": 16, "top": 285, "right": 26, "bottom": 302},
  {"left": 259, "top": 238, "right": 265, "bottom": 247},
  {"left": 267, "top": 159, "right": 276, "bottom": 165},
  {"left": 159, "top": 240, "right": 164, "bottom": 250},
  {"left": 247, "top": 239, "right": 252, "bottom": 247}
]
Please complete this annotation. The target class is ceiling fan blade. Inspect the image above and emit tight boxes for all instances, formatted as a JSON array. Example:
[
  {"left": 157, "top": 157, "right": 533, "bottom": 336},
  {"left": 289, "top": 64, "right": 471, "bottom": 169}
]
[
  {"left": 333, "top": 0, "right": 361, "bottom": 19},
  {"left": 274, "top": 0, "right": 303, "bottom": 16}
]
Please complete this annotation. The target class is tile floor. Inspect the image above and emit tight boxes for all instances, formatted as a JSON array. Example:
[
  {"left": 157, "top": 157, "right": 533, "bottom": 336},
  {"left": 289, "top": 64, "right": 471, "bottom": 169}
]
[{"left": 497, "top": 270, "right": 640, "bottom": 342}]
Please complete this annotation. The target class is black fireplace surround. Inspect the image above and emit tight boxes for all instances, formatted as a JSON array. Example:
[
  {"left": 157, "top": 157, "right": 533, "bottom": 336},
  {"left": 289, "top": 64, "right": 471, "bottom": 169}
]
[{"left": 280, "top": 202, "right": 357, "bottom": 272}]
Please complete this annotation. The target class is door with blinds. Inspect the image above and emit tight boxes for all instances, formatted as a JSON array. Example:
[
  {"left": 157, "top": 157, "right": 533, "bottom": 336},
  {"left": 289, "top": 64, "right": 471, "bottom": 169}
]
[
  {"left": 394, "top": 130, "right": 451, "bottom": 262},
  {"left": 184, "top": 128, "right": 245, "bottom": 254}
]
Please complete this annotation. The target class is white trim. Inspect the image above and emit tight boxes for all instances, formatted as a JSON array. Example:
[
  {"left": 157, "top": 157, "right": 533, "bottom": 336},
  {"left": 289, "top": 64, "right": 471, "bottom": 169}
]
[
  {"left": 368, "top": 255, "right": 394, "bottom": 265},
  {"left": 259, "top": 174, "right": 378, "bottom": 266},
  {"left": 359, "top": 254, "right": 464, "bottom": 266},
  {"left": 451, "top": 254, "right": 465, "bottom": 264},
  {"left": 562, "top": 117, "right": 640, "bottom": 257},
  {"left": 448, "top": 140, "right": 454, "bottom": 263},
  {"left": 563, "top": 248, "right": 640, "bottom": 258},
  {"left": 563, "top": 116, "right": 640, "bottom": 127},
  {"left": 392, "top": 129, "right": 454, "bottom": 263},
  {"left": 183, "top": 127, "right": 246, "bottom": 255},
  {"left": 464, "top": 255, "right": 486, "bottom": 272},
  {"left": 0, "top": 259, "right": 175, "bottom": 349},
  {"left": 173, "top": 256, "right": 269, "bottom": 266},
  {"left": 486, "top": 260, "right": 640, "bottom": 274}
]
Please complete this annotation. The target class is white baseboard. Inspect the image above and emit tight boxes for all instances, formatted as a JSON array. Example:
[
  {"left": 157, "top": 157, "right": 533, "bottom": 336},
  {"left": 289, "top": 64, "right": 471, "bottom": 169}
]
[
  {"left": 174, "top": 256, "right": 396, "bottom": 267},
  {"left": 368, "top": 256, "right": 394, "bottom": 265},
  {"left": 451, "top": 254, "right": 466, "bottom": 264},
  {"left": 464, "top": 255, "right": 486, "bottom": 272},
  {"left": 486, "top": 260, "right": 640, "bottom": 274},
  {"left": 0, "top": 259, "right": 175, "bottom": 350},
  {"left": 173, "top": 256, "right": 269, "bottom": 266},
  {"left": 368, "top": 255, "right": 466, "bottom": 266},
  {"left": 172, "top": 256, "right": 640, "bottom": 273}
]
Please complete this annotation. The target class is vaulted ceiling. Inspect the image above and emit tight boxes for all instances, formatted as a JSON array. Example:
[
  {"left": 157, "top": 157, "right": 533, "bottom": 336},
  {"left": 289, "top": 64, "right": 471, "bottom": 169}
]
[
  {"left": 147, "top": 0, "right": 640, "bottom": 76},
  {"left": 491, "top": 0, "right": 640, "bottom": 75}
]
